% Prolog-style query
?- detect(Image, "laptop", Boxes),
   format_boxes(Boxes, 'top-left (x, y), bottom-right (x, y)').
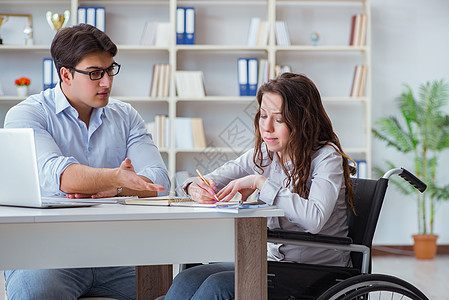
top-left (0, 128), bottom-right (121, 208)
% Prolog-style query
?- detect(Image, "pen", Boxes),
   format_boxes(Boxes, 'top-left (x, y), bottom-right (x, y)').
top-left (195, 169), bottom-right (220, 202)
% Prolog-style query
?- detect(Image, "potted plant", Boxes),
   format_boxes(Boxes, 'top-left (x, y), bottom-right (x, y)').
top-left (372, 79), bottom-right (449, 259)
top-left (15, 76), bottom-right (31, 98)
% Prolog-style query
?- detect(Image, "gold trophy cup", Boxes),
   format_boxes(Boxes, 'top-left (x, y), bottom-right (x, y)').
top-left (46, 10), bottom-right (70, 31)
top-left (0, 16), bottom-right (9, 44)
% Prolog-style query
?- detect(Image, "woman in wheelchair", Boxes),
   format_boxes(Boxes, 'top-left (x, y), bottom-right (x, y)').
top-left (165, 72), bottom-right (357, 300)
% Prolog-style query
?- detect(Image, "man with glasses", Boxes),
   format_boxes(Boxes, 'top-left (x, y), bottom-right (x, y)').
top-left (3, 24), bottom-right (170, 300)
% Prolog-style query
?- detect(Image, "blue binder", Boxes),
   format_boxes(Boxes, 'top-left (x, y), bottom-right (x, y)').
top-left (176, 7), bottom-right (185, 44)
top-left (42, 58), bottom-right (55, 91)
top-left (184, 7), bottom-right (195, 44)
top-left (247, 58), bottom-right (258, 96)
top-left (238, 58), bottom-right (248, 96)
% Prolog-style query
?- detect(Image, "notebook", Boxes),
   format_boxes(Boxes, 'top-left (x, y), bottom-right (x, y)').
top-left (0, 128), bottom-right (125, 208)
top-left (122, 195), bottom-right (274, 213)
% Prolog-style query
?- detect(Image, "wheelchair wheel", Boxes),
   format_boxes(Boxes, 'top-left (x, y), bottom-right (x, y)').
top-left (316, 274), bottom-right (429, 300)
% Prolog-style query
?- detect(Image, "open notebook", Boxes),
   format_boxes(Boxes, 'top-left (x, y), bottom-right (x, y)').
top-left (121, 195), bottom-right (273, 212)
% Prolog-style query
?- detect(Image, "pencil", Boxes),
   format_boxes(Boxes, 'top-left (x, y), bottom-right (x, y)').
top-left (195, 169), bottom-right (220, 202)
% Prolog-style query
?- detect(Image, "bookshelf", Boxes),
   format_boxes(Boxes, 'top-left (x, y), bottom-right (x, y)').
top-left (0, 0), bottom-right (371, 191)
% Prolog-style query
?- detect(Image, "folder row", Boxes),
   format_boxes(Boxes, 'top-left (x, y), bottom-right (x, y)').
top-left (176, 7), bottom-right (195, 45)
top-left (238, 58), bottom-right (270, 97)
top-left (78, 6), bottom-right (106, 32)
top-left (238, 58), bottom-right (257, 96)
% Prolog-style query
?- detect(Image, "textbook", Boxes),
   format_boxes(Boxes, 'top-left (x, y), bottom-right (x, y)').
top-left (122, 196), bottom-right (273, 212)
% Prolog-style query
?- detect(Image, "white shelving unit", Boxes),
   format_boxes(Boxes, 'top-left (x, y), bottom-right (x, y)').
top-left (0, 0), bottom-right (371, 191)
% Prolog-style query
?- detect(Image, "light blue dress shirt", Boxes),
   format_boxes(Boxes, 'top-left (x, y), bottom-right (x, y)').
top-left (4, 83), bottom-right (170, 197)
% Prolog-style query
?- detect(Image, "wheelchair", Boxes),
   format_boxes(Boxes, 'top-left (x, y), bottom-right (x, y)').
top-left (267, 167), bottom-right (428, 300)
top-left (175, 168), bottom-right (429, 300)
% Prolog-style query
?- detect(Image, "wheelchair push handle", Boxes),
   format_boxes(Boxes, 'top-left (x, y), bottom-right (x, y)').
top-left (382, 168), bottom-right (427, 193)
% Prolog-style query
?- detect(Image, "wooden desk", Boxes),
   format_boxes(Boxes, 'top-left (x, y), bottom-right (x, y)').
top-left (0, 204), bottom-right (283, 299)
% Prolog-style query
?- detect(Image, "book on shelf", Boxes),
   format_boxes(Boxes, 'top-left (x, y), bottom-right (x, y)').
top-left (174, 117), bottom-right (193, 148)
top-left (78, 6), bottom-right (105, 32)
top-left (122, 196), bottom-right (273, 213)
top-left (257, 59), bottom-right (269, 92)
top-left (141, 21), bottom-right (158, 45)
top-left (247, 18), bottom-right (269, 46)
top-left (349, 14), bottom-right (367, 46)
top-left (141, 21), bottom-right (172, 46)
top-left (148, 114), bottom-right (167, 148)
top-left (157, 64), bottom-right (166, 97)
top-left (359, 14), bottom-right (367, 47)
top-left (175, 71), bottom-right (206, 98)
top-left (275, 21), bottom-right (291, 46)
top-left (149, 64), bottom-right (170, 98)
top-left (150, 64), bottom-right (160, 97)
top-left (358, 65), bottom-right (368, 97)
top-left (255, 21), bottom-right (269, 46)
top-left (155, 22), bottom-right (171, 46)
top-left (247, 17), bottom-right (260, 46)
top-left (162, 64), bottom-right (170, 98)
top-left (274, 64), bottom-right (292, 78)
top-left (350, 65), bottom-right (367, 97)
top-left (191, 117), bottom-right (207, 149)
top-left (176, 7), bottom-right (195, 45)
top-left (174, 117), bottom-right (206, 149)
top-left (146, 117), bottom-right (206, 149)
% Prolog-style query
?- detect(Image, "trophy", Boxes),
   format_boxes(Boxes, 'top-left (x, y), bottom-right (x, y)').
top-left (46, 10), bottom-right (70, 31)
top-left (0, 16), bottom-right (8, 44)
top-left (24, 24), bottom-right (34, 46)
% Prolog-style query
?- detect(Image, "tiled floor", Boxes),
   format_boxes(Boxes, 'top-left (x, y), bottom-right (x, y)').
top-left (1, 255), bottom-right (447, 299)
top-left (371, 255), bottom-right (449, 299)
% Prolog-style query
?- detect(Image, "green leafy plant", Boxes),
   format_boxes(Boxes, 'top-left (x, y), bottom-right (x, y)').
top-left (372, 79), bottom-right (449, 235)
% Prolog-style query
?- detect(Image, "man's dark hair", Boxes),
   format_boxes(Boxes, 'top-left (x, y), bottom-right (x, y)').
top-left (50, 23), bottom-right (118, 81)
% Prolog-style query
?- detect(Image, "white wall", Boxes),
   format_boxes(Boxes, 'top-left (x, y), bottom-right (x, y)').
top-left (371, 0), bottom-right (449, 245)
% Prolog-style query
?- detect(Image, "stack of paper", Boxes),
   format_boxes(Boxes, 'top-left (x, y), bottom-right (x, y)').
top-left (247, 18), bottom-right (269, 46)
top-left (175, 71), bottom-right (206, 98)
top-left (275, 21), bottom-right (291, 46)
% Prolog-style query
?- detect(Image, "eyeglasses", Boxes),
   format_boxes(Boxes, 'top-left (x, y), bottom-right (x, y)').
top-left (68, 62), bottom-right (121, 81)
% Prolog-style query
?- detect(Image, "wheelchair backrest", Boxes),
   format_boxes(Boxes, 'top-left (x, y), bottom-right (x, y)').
top-left (347, 177), bottom-right (389, 272)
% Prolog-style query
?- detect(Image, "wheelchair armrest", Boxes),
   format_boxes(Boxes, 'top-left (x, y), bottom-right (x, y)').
top-left (267, 229), bottom-right (353, 245)
top-left (267, 229), bottom-right (371, 274)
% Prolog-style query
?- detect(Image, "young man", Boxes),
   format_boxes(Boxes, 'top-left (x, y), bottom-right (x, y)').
top-left (3, 24), bottom-right (170, 300)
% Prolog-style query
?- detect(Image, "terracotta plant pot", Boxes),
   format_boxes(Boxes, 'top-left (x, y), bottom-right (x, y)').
top-left (412, 234), bottom-right (439, 260)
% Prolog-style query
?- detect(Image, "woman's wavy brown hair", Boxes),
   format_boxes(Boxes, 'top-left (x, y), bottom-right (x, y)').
top-left (253, 73), bottom-right (355, 212)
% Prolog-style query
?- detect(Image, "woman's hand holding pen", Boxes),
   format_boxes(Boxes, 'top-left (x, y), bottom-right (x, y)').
top-left (217, 175), bottom-right (267, 202)
top-left (187, 177), bottom-right (219, 204)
